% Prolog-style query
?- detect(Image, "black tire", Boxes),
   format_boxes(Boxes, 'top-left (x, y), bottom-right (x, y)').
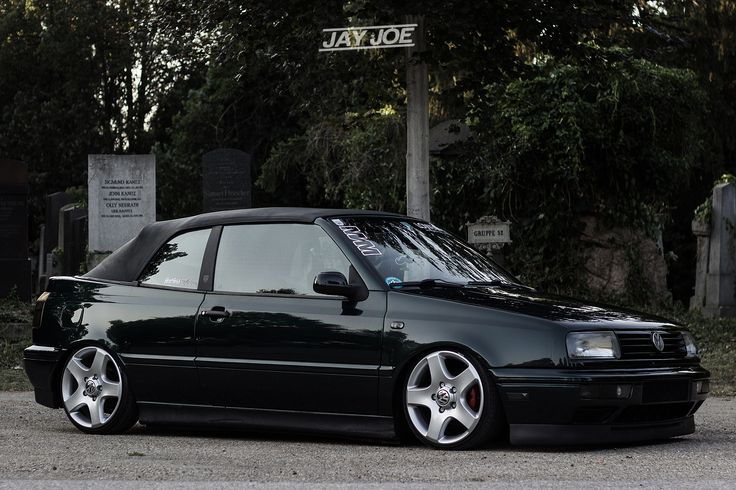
top-left (401, 349), bottom-right (504, 450)
top-left (59, 344), bottom-right (138, 434)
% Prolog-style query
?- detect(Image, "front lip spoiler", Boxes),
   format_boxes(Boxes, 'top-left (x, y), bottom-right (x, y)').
top-left (492, 365), bottom-right (708, 445)
top-left (510, 416), bottom-right (695, 446)
top-left (490, 366), bottom-right (710, 384)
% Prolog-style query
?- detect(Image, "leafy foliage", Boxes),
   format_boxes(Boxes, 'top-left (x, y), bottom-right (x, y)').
top-left (456, 50), bottom-right (707, 292)
top-left (2, 0), bottom-right (735, 307)
top-left (259, 109), bottom-right (406, 211)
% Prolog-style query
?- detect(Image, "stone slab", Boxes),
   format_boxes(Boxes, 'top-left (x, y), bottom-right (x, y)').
top-left (0, 159), bottom-right (29, 260)
top-left (202, 149), bottom-right (252, 212)
top-left (43, 192), bottom-right (73, 255)
top-left (60, 207), bottom-right (87, 275)
top-left (705, 183), bottom-right (736, 310)
top-left (0, 191), bottom-right (28, 258)
top-left (88, 154), bottom-right (156, 252)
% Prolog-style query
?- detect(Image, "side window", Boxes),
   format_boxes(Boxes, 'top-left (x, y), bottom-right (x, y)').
top-left (139, 228), bottom-right (210, 289)
top-left (214, 224), bottom-right (352, 295)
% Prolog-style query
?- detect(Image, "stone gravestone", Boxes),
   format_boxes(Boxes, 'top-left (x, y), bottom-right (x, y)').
top-left (58, 204), bottom-right (88, 275)
top-left (37, 224), bottom-right (45, 293)
top-left (38, 191), bottom-right (73, 288)
top-left (690, 220), bottom-right (710, 311)
top-left (581, 216), bottom-right (670, 302)
top-left (691, 183), bottom-right (736, 316)
top-left (44, 192), bottom-right (73, 258)
top-left (202, 149), bottom-right (252, 212)
top-left (0, 159), bottom-right (31, 300)
top-left (88, 155), bottom-right (156, 267)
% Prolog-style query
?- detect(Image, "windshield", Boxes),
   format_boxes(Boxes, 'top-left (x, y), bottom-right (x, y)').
top-left (329, 217), bottom-right (519, 287)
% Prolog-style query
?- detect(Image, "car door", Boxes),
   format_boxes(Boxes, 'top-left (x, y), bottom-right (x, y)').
top-left (116, 227), bottom-right (211, 405)
top-left (195, 222), bottom-right (386, 415)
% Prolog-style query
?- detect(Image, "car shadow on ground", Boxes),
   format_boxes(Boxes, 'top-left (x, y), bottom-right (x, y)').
top-left (510, 437), bottom-right (687, 453)
top-left (117, 422), bottom-right (691, 453)
top-left (128, 422), bottom-right (399, 448)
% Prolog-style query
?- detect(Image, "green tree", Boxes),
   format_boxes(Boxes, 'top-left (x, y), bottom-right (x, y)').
top-left (452, 49), bottom-right (707, 295)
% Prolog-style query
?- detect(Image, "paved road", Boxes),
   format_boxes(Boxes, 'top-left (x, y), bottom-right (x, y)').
top-left (0, 392), bottom-right (734, 489)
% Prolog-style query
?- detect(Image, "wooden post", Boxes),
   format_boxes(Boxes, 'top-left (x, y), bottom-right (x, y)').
top-left (405, 15), bottom-right (430, 221)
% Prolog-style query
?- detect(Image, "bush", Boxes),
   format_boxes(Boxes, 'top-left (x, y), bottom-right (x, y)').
top-left (449, 48), bottom-right (708, 299)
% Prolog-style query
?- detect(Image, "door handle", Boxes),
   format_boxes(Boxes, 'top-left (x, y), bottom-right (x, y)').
top-left (200, 307), bottom-right (231, 322)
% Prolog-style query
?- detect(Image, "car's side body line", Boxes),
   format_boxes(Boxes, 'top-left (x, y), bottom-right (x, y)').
top-left (119, 353), bottom-right (196, 364)
top-left (137, 401), bottom-right (396, 440)
top-left (195, 356), bottom-right (380, 376)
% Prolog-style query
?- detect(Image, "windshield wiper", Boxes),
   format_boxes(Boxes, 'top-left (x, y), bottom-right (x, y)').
top-left (465, 280), bottom-right (535, 291)
top-left (389, 279), bottom-right (465, 290)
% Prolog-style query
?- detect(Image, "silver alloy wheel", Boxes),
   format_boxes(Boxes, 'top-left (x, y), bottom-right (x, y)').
top-left (61, 346), bottom-right (123, 429)
top-left (406, 350), bottom-right (484, 445)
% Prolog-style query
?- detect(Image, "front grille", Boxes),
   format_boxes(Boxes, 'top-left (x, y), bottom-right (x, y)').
top-left (616, 330), bottom-right (686, 359)
top-left (615, 402), bottom-right (693, 424)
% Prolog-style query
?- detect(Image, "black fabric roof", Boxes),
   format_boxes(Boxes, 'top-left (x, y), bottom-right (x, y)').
top-left (84, 207), bottom-right (406, 282)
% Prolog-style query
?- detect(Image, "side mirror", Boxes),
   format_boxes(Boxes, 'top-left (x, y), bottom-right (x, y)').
top-left (313, 271), bottom-right (367, 301)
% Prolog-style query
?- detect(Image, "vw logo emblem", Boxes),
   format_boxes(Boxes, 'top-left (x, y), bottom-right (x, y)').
top-left (651, 332), bottom-right (665, 352)
top-left (84, 379), bottom-right (97, 396)
top-left (436, 388), bottom-right (451, 407)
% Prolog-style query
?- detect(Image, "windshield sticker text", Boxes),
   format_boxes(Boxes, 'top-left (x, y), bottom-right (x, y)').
top-left (338, 225), bottom-right (382, 256)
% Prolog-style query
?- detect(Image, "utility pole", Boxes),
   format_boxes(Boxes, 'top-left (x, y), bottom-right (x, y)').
top-left (405, 15), bottom-right (430, 221)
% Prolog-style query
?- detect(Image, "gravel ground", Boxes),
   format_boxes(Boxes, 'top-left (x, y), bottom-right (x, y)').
top-left (0, 392), bottom-right (734, 488)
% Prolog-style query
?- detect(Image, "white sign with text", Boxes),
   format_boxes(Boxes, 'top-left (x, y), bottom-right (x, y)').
top-left (468, 221), bottom-right (511, 244)
top-left (319, 24), bottom-right (417, 52)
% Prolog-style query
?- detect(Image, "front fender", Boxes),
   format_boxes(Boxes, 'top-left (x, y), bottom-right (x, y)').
top-left (379, 291), bottom-right (567, 416)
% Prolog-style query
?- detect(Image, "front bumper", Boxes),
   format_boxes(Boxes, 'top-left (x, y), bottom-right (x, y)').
top-left (492, 365), bottom-right (710, 445)
top-left (23, 345), bottom-right (65, 408)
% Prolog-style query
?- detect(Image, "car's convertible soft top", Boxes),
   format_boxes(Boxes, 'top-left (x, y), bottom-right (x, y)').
top-left (84, 207), bottom-right (404, 283)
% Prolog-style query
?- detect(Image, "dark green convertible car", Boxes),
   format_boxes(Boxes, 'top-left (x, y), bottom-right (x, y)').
top-left (24, 208), bottom-right (709, 449)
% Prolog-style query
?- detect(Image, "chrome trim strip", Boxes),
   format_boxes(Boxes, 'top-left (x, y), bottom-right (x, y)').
top-left (120, 353), bottom-right (385, 372)
top-left (195, 357), bottom-right (379, 371)
top-left (119, 353), bottom-right (196, 362)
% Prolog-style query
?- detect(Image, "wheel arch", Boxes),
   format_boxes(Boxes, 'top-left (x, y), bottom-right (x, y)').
top-left (54, 339), bottom-right (130, 403)
top-left (389, 341), bottom-right (503, 440)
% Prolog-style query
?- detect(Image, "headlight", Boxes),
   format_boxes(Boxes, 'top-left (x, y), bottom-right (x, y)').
top-left (681, 331), bottom-right (698, 357)
top-left (566, 331), bottom-right (620, 359)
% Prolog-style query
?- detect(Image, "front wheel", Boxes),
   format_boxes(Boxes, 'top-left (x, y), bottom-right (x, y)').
top-left (403, 349), bottom-right (503, 449)
top-left (60, 345), bottom-right (138, 434)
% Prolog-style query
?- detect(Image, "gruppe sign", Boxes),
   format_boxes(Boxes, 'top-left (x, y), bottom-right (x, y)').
top-left (320, 24), bottom-right (417, 52)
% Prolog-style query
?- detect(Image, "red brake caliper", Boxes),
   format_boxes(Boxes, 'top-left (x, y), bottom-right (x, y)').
top-left (466, 384), bottom-right (480, 411)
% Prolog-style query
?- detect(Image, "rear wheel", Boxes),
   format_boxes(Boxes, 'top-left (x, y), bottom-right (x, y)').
top-left (60, 345), bottom-right (138, 434)
top-left (403, 349), bottom-right (503, 449)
